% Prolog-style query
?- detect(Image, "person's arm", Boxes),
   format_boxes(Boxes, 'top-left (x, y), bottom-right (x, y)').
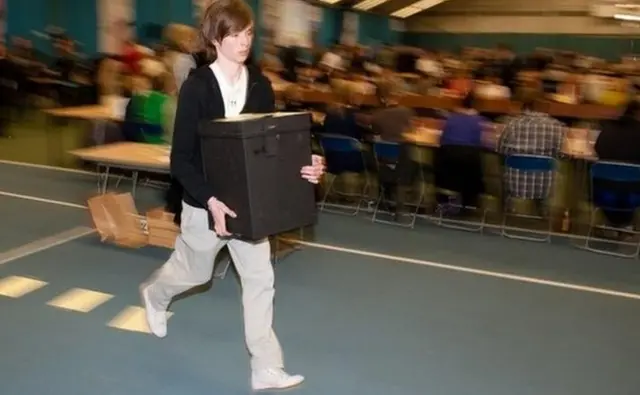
top-left (551, 120), bottom-right (567, 157)
top-left (497, 120), bottom-right (514, 154)
top-left (169, 77), bottom-right (216, 207)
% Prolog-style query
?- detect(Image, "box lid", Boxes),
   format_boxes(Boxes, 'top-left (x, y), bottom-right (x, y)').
top-left (199, 112), bottom-right (311, 139)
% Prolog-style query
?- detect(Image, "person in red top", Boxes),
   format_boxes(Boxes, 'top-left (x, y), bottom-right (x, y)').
top-left (447, 68), bottom-right (473, 97)
top-left (121, 39), bottom-right (143, 74)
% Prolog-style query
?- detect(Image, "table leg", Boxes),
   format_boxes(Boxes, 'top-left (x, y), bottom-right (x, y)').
top-left (99, 165), bottom-right (110, 194)
top-left (131, 171), bottom-right (139, 198)
top-left (45, 113), bottom-right (58, 166)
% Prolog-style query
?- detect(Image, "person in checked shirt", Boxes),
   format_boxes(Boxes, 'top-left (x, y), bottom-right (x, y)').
top-left (497, 88), bottom-right (566, 201)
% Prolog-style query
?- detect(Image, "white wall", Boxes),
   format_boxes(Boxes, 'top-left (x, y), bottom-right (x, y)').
top-left (98, 0), bottom-right (134, 54)
top-left (408, 0), bottom-right (640, 35)
top-left (263, 0), bottom-right (320, 47)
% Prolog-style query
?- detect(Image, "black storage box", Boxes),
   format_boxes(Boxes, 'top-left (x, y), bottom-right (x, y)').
top-left (199, 112), bottom-right (317, 240)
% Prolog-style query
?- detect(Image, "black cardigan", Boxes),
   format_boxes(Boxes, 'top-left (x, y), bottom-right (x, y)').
top-left (170, 65), bottom-right (276, 216)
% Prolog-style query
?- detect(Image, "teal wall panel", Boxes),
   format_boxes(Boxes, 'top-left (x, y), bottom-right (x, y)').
top-left (246, 0), bottom-right (261, 59)
top-left (59, 0), bottom-right (98, 54)
top-left (357, 13), bottom-right (390, 47)
top-left (6, 0), bottom-right (97, 55)
top-left (6, 0), bottom-right (51, 53)
top-left (168, 0), bottom-right (195, 26)
top-left (319, 7), bottom-right (342, 48)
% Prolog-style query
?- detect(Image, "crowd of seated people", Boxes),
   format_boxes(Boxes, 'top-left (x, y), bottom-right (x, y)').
top-left (0, 24), bottom-right (203, 141)
top-left (263, 42), bottom-right (640, 234)
top-left (0, 35), bottom-right (97, 137)
top-left (4, 29), bottom-right (640, 235)
top-left (268, 43), bottom-right (637, 112)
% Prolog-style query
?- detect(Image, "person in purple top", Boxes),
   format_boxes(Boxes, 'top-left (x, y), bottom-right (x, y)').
top-left (435, 93), bottom-right (487, 210)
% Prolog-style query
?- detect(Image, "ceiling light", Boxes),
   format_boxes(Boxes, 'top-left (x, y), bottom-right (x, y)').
top-left (391, 0), bottom-right (446, 18)
top-left (353, 0), bottom-right (388, 11)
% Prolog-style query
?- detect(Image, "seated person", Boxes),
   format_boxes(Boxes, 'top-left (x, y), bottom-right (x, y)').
top-left (124, 75), bottom-right (169, 143)
top-left (435, 94), bottom-right (487, 209)
top-left (599, 75), bottom-right (629, 107)
top-left (446, 68), bottom-right (473, 98)
top-left (316, 47), bottom-right (345, 86)
top-left (416, 50), bottom-right (444, 79)
top-left (594, 100), bottom-right (640, 228)
top-left (581, 72), bottom-right (607, 104)
top-left (370, 82), bottom-right (415, 143)
top-left (370, 83), bottom-right (419, 213)
top-left (555, 73), bottom-right (581, 104)
top-left (280, 46), bottom-right (302, 83)
top-left (498, 88), bottom-right (565, 201)
top-left (322, 83), bottom-right (364, 141)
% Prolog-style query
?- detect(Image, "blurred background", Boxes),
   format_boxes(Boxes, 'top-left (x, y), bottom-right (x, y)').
top-left (2, 0), bottom-right (640, 253)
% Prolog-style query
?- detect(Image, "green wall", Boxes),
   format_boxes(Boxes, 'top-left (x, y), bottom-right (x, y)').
top-left (403, 32), bottom-right (640, 60)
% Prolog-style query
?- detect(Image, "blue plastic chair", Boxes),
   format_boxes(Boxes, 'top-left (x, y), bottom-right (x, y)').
top-left (317, 134), bottom-right (370, 215)
top-left (373, 140), bottom-right (401, 165)
top-left (501, 154), bottom-right (556, 242)
top-left (580, 161), bottom-right (640, 257)
top-left (371, 141), bottom-right (424, 228)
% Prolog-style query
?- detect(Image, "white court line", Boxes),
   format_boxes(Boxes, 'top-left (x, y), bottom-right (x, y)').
top-left (0, 190), bottom-right (87, 209)
top-left (0, 189), bottom-right (615, 243)
top-left (0, 159), bottom-right (629, 242)
top-left (0, 226), bottom-right (96, 265)
top-left (0, 159), bottom-right (137, 182)
top-left (280, 237), bottom-right (640, 301)
top-left (1, 190), bottom-right (639, 301)
top-left (0, 159), bottom-right (163, 189)
top-left (0, 159), bottom-right (95, 175)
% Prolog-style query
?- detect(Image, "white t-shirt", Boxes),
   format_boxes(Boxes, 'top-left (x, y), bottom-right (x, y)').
top-left (209, 61), bottom-right (248, 117)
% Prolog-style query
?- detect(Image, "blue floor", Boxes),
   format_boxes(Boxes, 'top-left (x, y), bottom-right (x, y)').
top-left (0, 161), bottom-right (639, 395)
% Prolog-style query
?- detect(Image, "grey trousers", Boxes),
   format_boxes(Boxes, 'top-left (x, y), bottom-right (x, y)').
top-left (145, 201), bottom-right (284, 371)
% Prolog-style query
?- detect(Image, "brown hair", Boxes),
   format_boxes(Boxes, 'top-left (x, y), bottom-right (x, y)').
top-left (516, 87), bottom-right (542, 111)
top-left (198, 0), bottom-right (254, 61)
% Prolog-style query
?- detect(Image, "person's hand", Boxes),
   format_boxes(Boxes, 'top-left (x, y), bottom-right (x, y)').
top-left (301, 155), bottom-right (325, 184)
top-left (207, 197), bottom-right (237, 237)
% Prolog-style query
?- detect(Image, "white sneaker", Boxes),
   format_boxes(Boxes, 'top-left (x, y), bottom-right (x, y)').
top-left (139, 283), bottom-right (167, 338)
top-left (251, 368), bottom-right (304, 391)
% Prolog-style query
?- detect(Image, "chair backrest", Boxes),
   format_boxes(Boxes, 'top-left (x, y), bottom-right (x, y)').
top-left (591, 161), bottom-right (640, 183)
top-left (504, 154), bottom-right (555, 173)
top-left (373, 140), bottom-right (401, 164)
top-left (590, 161), bottom-right (640, 210)
top-left (318, 133), bottom-right (361, 153)
top-left (317, 133), bottom-right (365, 174)
top-left (503, 154), bottom-right (556, 199)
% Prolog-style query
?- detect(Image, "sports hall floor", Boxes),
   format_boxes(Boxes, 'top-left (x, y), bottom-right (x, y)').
top-left (0, 159), bottom-right (639, 395)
